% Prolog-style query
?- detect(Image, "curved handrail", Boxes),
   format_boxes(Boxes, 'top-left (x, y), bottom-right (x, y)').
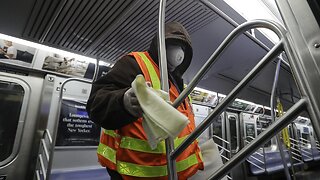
top-left (46, 78), bottom-right (94, 180)
top-left (172, 19), bottom-right (286, 109)
top-left (172, 21), bottom-right (286, 161)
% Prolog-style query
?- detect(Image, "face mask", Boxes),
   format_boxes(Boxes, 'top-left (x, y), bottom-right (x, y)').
top-left (166, 44), bottom-right (184, 72)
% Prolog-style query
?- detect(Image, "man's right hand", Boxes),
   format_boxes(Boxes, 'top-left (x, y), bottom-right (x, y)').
top-left (123, 88), bottom-right (143, 118)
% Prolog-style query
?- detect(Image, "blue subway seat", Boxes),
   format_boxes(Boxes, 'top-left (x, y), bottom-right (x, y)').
top-left (247, 151), bottom-right (291, 175)
top-left (51, 167), bottom-right (110, 180)
top-left (311, 147), bottom-right (320, 161)
top-left (301, 148), bottom-right (313, 162)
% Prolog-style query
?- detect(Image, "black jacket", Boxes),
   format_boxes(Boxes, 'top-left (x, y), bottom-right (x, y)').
top-left (86, 22), bottom-right (193, 130)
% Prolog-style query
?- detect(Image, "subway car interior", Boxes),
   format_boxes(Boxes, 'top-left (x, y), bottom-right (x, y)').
top-left (0, 0), bottom-right (320, 179)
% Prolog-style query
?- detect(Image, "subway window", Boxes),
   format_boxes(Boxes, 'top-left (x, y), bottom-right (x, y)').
top-left (0, 81), bottom-right (24, 162)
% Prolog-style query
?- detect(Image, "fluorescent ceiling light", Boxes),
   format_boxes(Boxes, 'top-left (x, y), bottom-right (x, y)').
top-left (0, 33), bottom-right (97, 64)
top-left (223, 0), bottom-right (282, 43)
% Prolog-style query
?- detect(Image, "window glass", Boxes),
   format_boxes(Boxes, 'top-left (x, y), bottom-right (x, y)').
top-left (212, 115), bottom-right (223, 148)
top-left (245, 123), bottom-right (255, 140)
top-left (228, 116), bottom-right (238, 150)
top-left (0, 81), bottom-right (24, 161)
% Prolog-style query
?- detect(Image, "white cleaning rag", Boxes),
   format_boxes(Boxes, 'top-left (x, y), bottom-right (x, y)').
top-left (190, 139), bottom-right (227, 180)
top-left (131, 75), bottom-right (189, 149)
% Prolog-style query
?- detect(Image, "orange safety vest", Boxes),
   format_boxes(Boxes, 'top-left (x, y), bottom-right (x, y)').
top-left (97, 52), bottom-right (203, 179)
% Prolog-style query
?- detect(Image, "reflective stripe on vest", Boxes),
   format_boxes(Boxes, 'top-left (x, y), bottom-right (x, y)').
top-left (104, 129), bottom-right (119, 138)
top-left (115, 52), bottom-right (202, 177)
top-left (120, 135), bottom-right (189, 154)
top-left (97, 129), bottom-right (119, 165)
top-left (117, 153), bottom-right (199, 177)
top-left (137, 52), bottom-right (161, 90)
top-left (97, 143), bottom-right (116, 164)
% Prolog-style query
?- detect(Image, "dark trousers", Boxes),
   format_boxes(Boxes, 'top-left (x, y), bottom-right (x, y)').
top-left (107, 168), bottom-right (123, 180)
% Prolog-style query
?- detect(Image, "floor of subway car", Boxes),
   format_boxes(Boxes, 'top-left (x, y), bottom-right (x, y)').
top-left (246, 165), bottom-right (320, 180)
top-left (254, 163), bottom-right (320, 180)
top-left (294, 164), bottom-right (320, 180)
top-left (51, 167), bottom-right (110, 180)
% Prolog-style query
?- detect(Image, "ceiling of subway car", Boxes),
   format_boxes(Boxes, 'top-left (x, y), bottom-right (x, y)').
top-left (0, 0), bottom-right (301, 109)
top-left (1, 0), bottom-right (218, 62)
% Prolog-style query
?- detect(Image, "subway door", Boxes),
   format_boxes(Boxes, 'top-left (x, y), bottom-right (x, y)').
top-left (192, 104), bottom-right (212, 145)
top-left (225, 111), bottom-right (245, 180)
top-left (0, 72), bottom-right (43, 180)
top-left (225, 112), bottom-right (240, 156)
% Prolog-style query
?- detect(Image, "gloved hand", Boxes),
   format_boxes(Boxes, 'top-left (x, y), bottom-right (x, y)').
top-left (123, 88), bottom-right (143, 117)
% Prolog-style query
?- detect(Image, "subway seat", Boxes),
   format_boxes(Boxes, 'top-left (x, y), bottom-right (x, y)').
top-left (247, 151), bottom-right (291, 175)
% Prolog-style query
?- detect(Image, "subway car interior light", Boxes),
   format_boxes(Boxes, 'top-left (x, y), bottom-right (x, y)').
top-left (0, 0), bottom-right (320, 180)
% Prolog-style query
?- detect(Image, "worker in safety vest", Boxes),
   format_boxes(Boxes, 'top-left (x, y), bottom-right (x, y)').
top-left (87, 22), bottom-right (204, 180)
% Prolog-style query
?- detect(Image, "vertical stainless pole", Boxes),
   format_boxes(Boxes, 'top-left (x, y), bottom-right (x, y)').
top-left (270, 59), bottom-right (291, 180)
top-left (158, 0), bottom-right (177, 179)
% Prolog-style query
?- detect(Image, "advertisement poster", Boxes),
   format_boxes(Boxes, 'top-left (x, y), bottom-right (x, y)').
top-left (42, 53), bottom-right (94, 78)
top-left (190, 89), bottom-right (217, 106)
top-left (245, 123), bottom-right (256, 139)
top-left (56, 99), bottom-right (100, 146)
top-left (0, 39), bottom-right (35, 66)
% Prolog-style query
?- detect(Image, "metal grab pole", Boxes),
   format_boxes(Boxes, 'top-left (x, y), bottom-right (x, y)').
top-left (157, 0), bottom-right (177, 179)
top-left (172, 19), bottom-right (286, 109)
top-left (209, 99), bottom-right (307, 180)
top-left (270, 59), bottom-right (291, 180)
top-left (171, 41), bottom-right (284, 159)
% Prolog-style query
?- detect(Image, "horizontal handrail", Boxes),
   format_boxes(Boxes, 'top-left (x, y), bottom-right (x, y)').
top-left (291, 156), bottom-right (303, 162)
top-left (220, 154), bottom-right (230, 161)
top-left (39, 154), bottom-right (46, 179)
top-left (300, 149), bottom-right (313, 156)
top-left (44, 129), bottom-right (52, 145)
top-left (300, 138), bottom-right (311, 143)
top-left (252, 151), bottom-right (264, 157)
top-left (41, 139), bottom-right (49, 161)
top-left (299, 141), bottom-right (311, 147)
top-left (246, 136), bottom-right (256, 141)
top-left (248, 155), bottom-right (265, 164)
top-left (246, 159), bottom-right (265, 171)
top-left (216, 144), bottom-right (231, 153)
top-left (291, 151), bottom-right (302, 158)
top-left (290, 147), bottom-right (302, 154)
top-left (35, 170), bottom-right (41, 180)
top-left (213, 135), bottom-right (230, 144)
top-left (289, 138), bottom-right (300, 143)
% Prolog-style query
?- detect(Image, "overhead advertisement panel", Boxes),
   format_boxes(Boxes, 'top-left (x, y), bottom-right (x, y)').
top-left (0, 38), bottom-right (35, 66)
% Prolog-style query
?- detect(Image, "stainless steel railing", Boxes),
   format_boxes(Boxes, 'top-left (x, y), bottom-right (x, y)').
top-left (157, 1), bottom-right (310, 178)
top-left (35, 129), bottom-right (53, 180)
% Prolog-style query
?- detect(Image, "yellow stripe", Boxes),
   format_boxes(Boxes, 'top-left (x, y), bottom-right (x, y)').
top-left (117, 154), bottom-right (199, 177)
top-left (103, 129), bottom-right (118, 138)
top-left (120, 136), bottom-right (188, 154)
top-left (97, 143), bottom-right (116, 163)
top-left (137, 52), bottom-right (161, 90)
top-left (277, 99), bottom-right (291, 148)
